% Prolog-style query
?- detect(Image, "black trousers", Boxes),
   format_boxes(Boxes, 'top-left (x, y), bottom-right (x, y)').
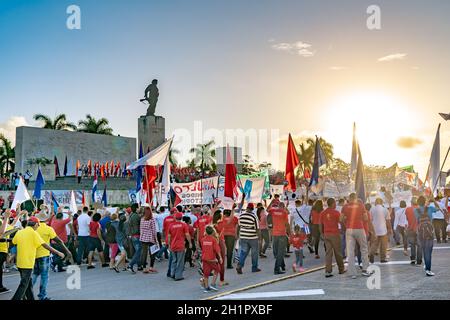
top-left (224, 235), bottom-right (236, 268)
top-left (0, 252), bottom-right (7, 288)
top-left (12, 268), bottom-right (34, 300)
top-left (273, 235), bottom-right (287, 272)
top-left (311, 224), bottom-right (321, 255)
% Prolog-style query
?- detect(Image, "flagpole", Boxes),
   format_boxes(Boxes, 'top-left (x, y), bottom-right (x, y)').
top-left (432, 145), bottom-right (450, 194)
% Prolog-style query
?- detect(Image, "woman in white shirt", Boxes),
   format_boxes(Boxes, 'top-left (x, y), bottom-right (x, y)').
top-left (394, 201), bottom-right (408, 255)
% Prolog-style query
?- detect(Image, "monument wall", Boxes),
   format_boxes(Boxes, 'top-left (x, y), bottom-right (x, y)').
top-left (15, 126), bottom-right (137, 181)
top-left (138, 115), bottom-right (165, 152)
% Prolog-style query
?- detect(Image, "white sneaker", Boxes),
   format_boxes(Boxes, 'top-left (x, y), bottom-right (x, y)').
top-left (425, 270), bottom-right (435, 277)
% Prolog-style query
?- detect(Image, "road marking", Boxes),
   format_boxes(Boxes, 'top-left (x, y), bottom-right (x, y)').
top-left (215, 289), bottom-right (325, 300)
top-left (392, 246), bottom-right (450, 251)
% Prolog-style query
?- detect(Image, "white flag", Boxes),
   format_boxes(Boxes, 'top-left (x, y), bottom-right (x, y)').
top-left (10, 178), bottom-right (31, 210)
top-left (428, 124), bottom-right (441, 195)
top-left (161, 155), bottom-right (171, 191)
top-left (70, 190), bottom-right (78, 213)
top-left (127, 137), bottom-right (173, 170)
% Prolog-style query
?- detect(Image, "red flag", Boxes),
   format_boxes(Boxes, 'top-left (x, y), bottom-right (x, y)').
top-left (285, 133), bottom-right (299, 192)
top-left (224, 145), bottom-right (238, 199)
top-left (303, 167), bottom-right (311, 179)
top-left (81, 191), bottom-right (86, 206)
top-left (110, 161), bottom-right (115, 175)
top-left (75, 160), bottom-right (80, 177)
top-left (143, 165), bottom-right (158, 203)
top-left (87, 160), bottom-right (92, 176)
top-left (100, 165), bottom-right (106, 181)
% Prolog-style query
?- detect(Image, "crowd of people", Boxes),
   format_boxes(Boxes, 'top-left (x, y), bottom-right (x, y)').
top-left (0, 188), bottom-right (449, 300)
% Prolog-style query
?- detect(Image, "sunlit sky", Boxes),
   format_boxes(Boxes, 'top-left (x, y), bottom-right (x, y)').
top-left (0, 0), bottom-right (449, 178)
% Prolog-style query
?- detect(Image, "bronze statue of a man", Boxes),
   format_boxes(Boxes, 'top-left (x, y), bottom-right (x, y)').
top-left (140, 79), bottom-right (159, 116)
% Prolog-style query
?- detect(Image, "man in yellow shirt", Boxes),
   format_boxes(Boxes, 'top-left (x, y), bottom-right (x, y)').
top-left (32, 211), bottom-right (70, 300)
top-left (11, 216), bottom-right (65, 300)
top-left (0, 209), bottom-right (24, 294)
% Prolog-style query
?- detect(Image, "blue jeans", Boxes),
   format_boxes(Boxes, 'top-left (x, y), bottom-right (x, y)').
top-left (32, 256), bottom-right (50, 300)
top-left (340, 231), bottom-right (346, 258)
top-left (129, 237), bottom-right (142, 268)
top-left (166, 251), bottom-right (173, 277)
top-left (77, 236), bottom-right (89, 264)
top-left (239, 238), bottom-right (259, 272)
top-left (420, 238), bottom-right (433, 271)
top-left (294, 248), bottom-right (304, 267)
top-left (170, 250), bottom-right (186, 280)
top-left (273, 236), bottom-right (287, 272)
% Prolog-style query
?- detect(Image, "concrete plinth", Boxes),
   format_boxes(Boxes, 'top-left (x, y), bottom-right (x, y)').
top-left (138, 115), bottom-right (165, 152)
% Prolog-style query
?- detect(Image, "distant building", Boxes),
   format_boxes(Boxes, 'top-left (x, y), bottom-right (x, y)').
top-left (215, 146), bottom-right (243, 175)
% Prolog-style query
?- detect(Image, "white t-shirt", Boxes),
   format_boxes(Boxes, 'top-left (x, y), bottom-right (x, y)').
top-left (370, 205), bottom-right (390, 236)
top-left (289, 205), bottom-right (311, 229)
top-left (77, 213), bottom-right (91, 236)
top-left (393, 208), bottom-right (407, 229)
top-left (430, 202), bottom-right (445, 220)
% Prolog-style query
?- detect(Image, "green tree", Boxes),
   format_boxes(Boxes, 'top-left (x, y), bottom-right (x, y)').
top-left (77, 114), bottom-right (113, 135)
top-left (189, 140), bottom-right (216, 175)
top-left (0, 134), bottom-right (15, 175)
top-left (33, 113), bottom-right (77, 131)
top-left (169, 148), bottom-right (180, 166)
top-left (242, 154), bottom-right (257, 175)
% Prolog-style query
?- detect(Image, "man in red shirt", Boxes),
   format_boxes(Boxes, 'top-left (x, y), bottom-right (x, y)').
top-left (193, 211), bottom-right (213, 250)
top-left (201, 225), bottom-right (222, 292)
top-left (168, 212), bottom-right (192, 281)
top-left (405, 197), bottom-right (421, 264)
top-left (164, 207), bottom-right (178, 277)
top-left (268, 199), bottom-right (290, 275)
top-left (340, 193), bottom-right (371, 278)
top-left (320, 198), bottom-right (345, 277)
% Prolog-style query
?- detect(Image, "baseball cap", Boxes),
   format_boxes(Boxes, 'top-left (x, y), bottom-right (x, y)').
top-left (174, 212), bottom-right (183, 220)
top-left (28, 216), bottom-right (40, 224)
top-left (247, 203), bottom-right (255, 210)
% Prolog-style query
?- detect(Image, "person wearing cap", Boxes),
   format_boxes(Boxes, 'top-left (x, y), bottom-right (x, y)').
top-left (32, 211), bottom-right (71, 300)
top-left (236, 195), bottom-right (261, 274)
top-left (163, 207), bottom-right (178, 277)
top-left (167, 212), bottom-right (192, 281)
top-left (267, 199), bottom-right (290, 275)
top-left (126, 203), bottom-right (142, 273)
top-left (11, 217), bottom-right (65, 300)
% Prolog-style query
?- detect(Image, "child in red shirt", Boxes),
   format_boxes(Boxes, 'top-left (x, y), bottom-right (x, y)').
top-left (200, 225), bottom-right (222, 292)
top-left (289, 225), bottom-right (307, 272)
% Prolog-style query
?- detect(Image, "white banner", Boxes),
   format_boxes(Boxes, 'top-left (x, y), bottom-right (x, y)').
top-left (235, 177), bottom-right (266, 204)
top-left (172, 176), bottom-right (219, 205)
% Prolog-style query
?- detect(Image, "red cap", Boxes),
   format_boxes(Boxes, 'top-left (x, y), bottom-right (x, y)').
top-left (10, 210), bottom-right (17, 218)
top-left (170, 207), bottom-right (179, 214)
top-left (174, 212), bottom-right (183, 220)
top-left (247, 203), bottom-right (255, 210)
top-left (126, 207), bottom-right (132, 214)
top-left (28, 216), bottom-right (40, 224)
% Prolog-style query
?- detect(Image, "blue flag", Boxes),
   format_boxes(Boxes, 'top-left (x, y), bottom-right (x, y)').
top-left (63, 155), bottom-right (68, 176)
top-left (33, 168), bottom-right (45, 199)
top-left (309, 137), bottom-right (327, 187)
top-left (51, 193), bottom-right (59, 212)
top-left (92, 175), bottom-right (98, 202)
top-left (102, 185), bottom-right (108, 206)
top-left (136, 141), bottom-right (144, 192)
top-left (243, 180), bottom-right (253, 201)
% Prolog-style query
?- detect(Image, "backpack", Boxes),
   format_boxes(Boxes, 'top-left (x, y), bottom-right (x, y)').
top-left (418, 207), bottom-right (434, 240)
top-left (105, 221), bottom-right (116, 244)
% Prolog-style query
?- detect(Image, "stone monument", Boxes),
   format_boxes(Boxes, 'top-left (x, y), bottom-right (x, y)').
top-left (138, 79), bottom-right (165, 152)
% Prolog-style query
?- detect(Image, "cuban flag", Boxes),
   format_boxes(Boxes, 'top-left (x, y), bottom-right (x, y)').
top-left (92, 174), bottom-right (98, 203)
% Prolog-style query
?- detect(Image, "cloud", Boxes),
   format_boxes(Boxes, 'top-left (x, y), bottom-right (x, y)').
top-left (396, 136), bottom-right (423, 149)
top-left (378, 53), bottom-right (407, 62)
top-left (329, 66), bottom-right (347, 71)
top-left (271, 41), bottom-right (315, 57)
top-left (0, 116), bottom-right (29, 145)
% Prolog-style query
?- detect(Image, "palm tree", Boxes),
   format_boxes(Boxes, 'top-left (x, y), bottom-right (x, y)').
top-left (169, 148), bottom-right (180, 166)
top-left (0, 134), bottom-right (15, 175)
top-left (77, 114), bottom-right (113, 135)
top-left (189, 140), bottom-right (216, 174)
top-left (298, 142), bottom-right (314, 172)
top-left (33, 113), bottom-right (77, 131)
